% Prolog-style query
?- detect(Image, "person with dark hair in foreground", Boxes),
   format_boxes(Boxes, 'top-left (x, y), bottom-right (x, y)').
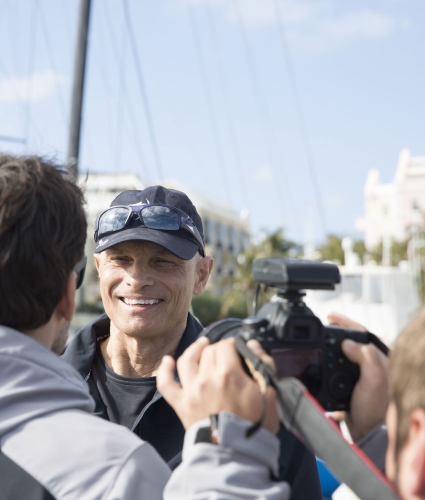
top-left (0, 154), bottom-right (289, 500)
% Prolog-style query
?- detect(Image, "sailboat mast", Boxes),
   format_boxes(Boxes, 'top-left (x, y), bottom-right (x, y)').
top-left (68, 0), bottom-right (92, 179)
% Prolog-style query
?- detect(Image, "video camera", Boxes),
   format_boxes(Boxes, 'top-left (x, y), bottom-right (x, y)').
top-left (205, 258), bottom-right (388, 411)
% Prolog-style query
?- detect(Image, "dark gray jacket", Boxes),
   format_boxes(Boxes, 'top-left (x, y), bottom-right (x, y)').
top-left (63, 313), bottom-right (322, 499)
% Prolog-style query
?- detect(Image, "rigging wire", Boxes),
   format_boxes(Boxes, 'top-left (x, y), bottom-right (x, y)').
top-left (0, 56), bottom-right (42, 137)
top-left (2, 0), bottom-right (33, 146)
top-left (37, 0), bottom-right (69, 126)
top-left (204, 3), bottom-right (250, 211)
top-left (122, 0), bottom-right (164, 181)
top-left (272, 0), bottom-right (328, 235)
top-left (101, 0), bottom-right (148, 179)
top-left (188, 1), bottom-right (231, 202)
top-left (0, 135), bottom-right (26, 144)
top-left (60, 0), bottom-right (74, 54)
top-left (232, 0), bottom-right (297, 235)
top-left (114, 15), bottom-right (128, 171)
top-left (24, 0), bottom-right (38, 149)
top-left (96, 2), bottom-right (119, 165)
top-left (5, 0), bottom-right (21, 76)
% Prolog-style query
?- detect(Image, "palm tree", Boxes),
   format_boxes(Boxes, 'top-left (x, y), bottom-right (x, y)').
top-left (220, 229), bottom-right (301, 318)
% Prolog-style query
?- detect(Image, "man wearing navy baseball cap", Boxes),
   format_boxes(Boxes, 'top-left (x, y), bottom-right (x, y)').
top-left (63, 185), bottom-right (322, 498)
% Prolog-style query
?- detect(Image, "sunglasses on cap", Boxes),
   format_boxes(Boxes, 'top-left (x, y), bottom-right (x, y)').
top-left (74, 255), bottom-right (87, 289)
top-left (94, 203), bottom-right (205, 256)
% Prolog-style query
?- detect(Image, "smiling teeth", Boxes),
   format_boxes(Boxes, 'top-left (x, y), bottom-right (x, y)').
top-left (123, 298), bottom-right (160, 305)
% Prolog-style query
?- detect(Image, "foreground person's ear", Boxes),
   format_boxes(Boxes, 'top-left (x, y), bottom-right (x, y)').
top-left (397, 408), bottom-right (425, 498)
top-left (56, 271), bottom-right (77, 322)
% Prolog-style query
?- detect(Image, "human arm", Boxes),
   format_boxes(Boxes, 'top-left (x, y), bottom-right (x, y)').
top-left (163, 413), bottom-right (289, 500)
top-left (105, 443), bottom-right (171, 500)
top-left (157, 337), bottom-right (290, 500)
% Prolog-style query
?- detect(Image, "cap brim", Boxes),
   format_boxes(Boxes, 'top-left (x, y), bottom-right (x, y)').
top-left (94, 227), bottom-right (200, 260)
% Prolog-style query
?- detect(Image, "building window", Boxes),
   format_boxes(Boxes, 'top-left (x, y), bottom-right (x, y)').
top-left (412, 199), bottom-right (420, 211)
top-left (229, 227), bottom-right (236, 254)
top-left (382, 205), bottom-right (388, 216)
top-left (220, 224), bottom-right (228, 249)
top-left (216, 222), bottom-right (222, 248)
top-left (205, 218), bottom-right (215, 246)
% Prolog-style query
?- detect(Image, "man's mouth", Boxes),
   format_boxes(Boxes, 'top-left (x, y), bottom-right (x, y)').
top-left (121, 298), bottom-right (162, 306)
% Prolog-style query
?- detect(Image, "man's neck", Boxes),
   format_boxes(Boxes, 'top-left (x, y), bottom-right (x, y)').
top-left (100, 322), bottom-right (186, 377)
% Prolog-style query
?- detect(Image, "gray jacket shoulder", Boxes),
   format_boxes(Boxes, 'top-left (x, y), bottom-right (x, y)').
top-left (2, 409), bottom-right (171, 500)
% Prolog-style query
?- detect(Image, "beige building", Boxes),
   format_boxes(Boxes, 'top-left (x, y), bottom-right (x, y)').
top-left (78, 173), bottom-right (250, 306)
top-left (357, 149), bottom-right (425, 249)
top-left (162, 181), bottom-right (250, 292)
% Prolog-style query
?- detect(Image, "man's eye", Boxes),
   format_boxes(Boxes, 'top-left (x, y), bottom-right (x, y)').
top-left (156, 258), bottom-right (175, 265)
top-left (112, 256), bottom-right (130, 263)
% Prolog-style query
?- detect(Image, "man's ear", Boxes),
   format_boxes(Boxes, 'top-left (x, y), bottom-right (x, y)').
top-left (94, 253), bottom-right (101, 273)
top-left (398, 408), bottom-right (425, 497)
top-left (193, 256), bottom-right (214, 295)
top-left (56, 271), bottom-right (77, 322)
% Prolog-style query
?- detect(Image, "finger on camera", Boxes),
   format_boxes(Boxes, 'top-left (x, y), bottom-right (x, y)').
top-left (327, 312), bottom-right (367, 332)
top-left (342, 339), bottom-right (387, 371)
top-left (206, 338), bottom-right (240, 378)
top-left (263, 387), bottom-right (280, 434)
top-left (157, 355), bottom-right (181, 403)
top-left (176, 336), bottom-right (210, 385)
top-left (246, 339), bottom-right (276, 371)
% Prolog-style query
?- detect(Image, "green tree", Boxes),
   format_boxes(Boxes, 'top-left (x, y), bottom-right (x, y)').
top-left (370, 241), bottom-right (383, 264)
top-left (391, 239), bottom-right (408, 265)
top-left (192, 292), bottom-right (223, 327)
top-left (353, 240), bottom-right (367, 264)
top-left (369, 239), bottom-right (408, 265)
top-left (316, 234), bottom-right (344, 264)
top-left (220, 228), bottom-right (301, 318)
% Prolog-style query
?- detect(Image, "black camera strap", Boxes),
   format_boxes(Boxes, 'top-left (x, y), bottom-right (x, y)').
top-left (234, 337), bottom-right (400, 500)
top-left (367, 332), bottom-right (390, 356)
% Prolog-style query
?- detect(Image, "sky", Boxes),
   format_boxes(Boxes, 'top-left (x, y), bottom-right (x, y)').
top-left (0, 0), bottom-right (424, 246)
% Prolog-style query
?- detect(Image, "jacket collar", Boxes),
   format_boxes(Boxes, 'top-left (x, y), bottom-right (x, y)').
top-left (62, 312), bottom-right (204, 379)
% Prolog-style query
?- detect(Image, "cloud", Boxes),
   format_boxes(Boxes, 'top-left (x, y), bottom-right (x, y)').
top-left (252, 165), bottom-right (275, 182)
top-left (180, 0), bottom-right (325, 26)
top-left (291, 9), bottom-right (407, 52)
top-left (180, 0), bottom-right (408, 52)
top-left (0, 70), bottom-right (67, 104)
top-left (226, 0), bottom-right (327, 28)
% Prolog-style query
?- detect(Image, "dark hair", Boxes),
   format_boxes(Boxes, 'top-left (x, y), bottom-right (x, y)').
top-left (0, 155), bottom-right (87, 330)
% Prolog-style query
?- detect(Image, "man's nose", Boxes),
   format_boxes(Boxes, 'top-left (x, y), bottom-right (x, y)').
top-left (125, 265), bottom-right (155, 287)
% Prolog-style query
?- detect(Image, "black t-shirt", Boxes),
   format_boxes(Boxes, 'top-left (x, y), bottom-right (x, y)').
top-left (92, 340), bottom-right (157, 430)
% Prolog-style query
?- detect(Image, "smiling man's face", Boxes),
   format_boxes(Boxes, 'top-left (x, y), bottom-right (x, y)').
top-left (95, 241), bottom-right (210, 341)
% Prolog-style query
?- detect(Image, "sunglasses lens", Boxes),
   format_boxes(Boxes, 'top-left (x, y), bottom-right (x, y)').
top-left (98, 207), bottom-right (129, 236)
top-left (141, 206), bottom-right (179, 230)
top-left (76, 267), bottom-right (85, 289)
top-left (73, 256), bottom-right (87, 289)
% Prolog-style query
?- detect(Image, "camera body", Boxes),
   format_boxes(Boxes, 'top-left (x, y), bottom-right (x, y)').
top-left (206, 258), bottom-right (371, 411)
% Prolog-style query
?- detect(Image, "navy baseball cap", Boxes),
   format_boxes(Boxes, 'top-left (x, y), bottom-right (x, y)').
top-left (94, 185), bottom-right (205, 260)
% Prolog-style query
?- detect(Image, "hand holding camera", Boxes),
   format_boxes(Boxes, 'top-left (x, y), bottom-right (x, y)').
top-left (157, 337), bottom-right (280, 434)
top-left (328, 312), bottom-right (390, 442)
